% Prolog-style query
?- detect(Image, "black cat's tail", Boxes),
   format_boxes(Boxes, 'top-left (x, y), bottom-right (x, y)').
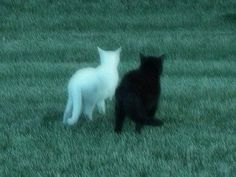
top-left (141, 118), bottom-right (163, 126)
top-left (131, 110), bottom-right (164, 126)
top-left (122, 94), bottom-right (164, 128)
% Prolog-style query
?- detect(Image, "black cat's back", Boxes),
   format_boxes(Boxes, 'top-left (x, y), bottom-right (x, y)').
top-left (115, 69), bottom-right (159, 107)
top-left (115, 54), bottom-right (165, 133)
top-left (116, 69), bottom-right (144, 97)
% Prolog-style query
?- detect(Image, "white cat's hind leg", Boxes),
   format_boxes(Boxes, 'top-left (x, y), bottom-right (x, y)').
top-left (66, 87), bottom-right (82, 125)
top-left (83, 101), bottom-right (95, 121)
top-left (97, 100), bottom-right (105, 114)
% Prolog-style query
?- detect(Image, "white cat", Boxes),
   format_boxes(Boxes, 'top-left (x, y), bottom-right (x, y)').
top-left (63, 47), bottom-right (121, 125)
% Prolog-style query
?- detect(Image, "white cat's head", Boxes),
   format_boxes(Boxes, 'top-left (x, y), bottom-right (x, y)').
top-left (97, 47), bottom-right (121, 67)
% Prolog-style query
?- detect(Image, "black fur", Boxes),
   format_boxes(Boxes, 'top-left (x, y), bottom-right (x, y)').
top-left (114, 53), bottom-right (165, 133)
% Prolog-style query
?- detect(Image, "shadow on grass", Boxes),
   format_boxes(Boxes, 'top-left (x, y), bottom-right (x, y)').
top-left (222, 13), bottom-right (236, 23)
top-left (41, 110), bottom-right (87, 131)
top-left (0, 132), bottom-right (11, 151)
top-left (43, 111), bottom-right (62, 122)
top-left (41, 111), bottom-right (63, 129)
top-left (159, 116), bottom-right (185, 128)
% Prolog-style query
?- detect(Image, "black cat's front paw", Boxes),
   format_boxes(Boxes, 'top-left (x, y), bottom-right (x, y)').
top-left (155, 119), bottom-right (164, 126)
top-left (146, 118), bottom-right (164, 126)
top-left (114, 127), bottom-right (122, 134)
top-left (135, 123), bottom-right (143, 134)
top-left (135, 129), bottom-right (142, 134)
top-left (135, 128), bottom-right (142, 134)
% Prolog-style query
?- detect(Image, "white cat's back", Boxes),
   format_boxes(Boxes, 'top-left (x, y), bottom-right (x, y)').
top-left (96, 65), bottom-right (119, 99)
top-left (68, 67), bottom-right (98, 91)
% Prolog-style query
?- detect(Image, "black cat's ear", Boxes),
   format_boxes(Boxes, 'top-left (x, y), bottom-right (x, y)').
top-left (159, 54), bottom-right (166, 62)
top-left (140, 53), bottom-right (146, 64)
top-left (140, 53), bottom-right (145, 59)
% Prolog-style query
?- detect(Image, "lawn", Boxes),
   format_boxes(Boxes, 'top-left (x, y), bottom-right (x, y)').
top-left (0, 0), bottom-right (236, 176)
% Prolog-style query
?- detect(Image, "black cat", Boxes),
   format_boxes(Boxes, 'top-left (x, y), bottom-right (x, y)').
top-left (114, 53), bottom-right (165, 133)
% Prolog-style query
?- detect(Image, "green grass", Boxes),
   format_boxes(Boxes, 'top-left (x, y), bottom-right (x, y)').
top-left (1, 0), bottom-right (236, 176)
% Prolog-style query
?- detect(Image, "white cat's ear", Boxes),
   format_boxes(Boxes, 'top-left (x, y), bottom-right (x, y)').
top-left (97, 47), bottom-right (104, 54)
top-left (116, 47), bottom-right (122, 53)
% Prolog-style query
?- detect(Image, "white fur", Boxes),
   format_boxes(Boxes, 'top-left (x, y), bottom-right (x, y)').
top-left (63, 47), bottom-right (121, 125)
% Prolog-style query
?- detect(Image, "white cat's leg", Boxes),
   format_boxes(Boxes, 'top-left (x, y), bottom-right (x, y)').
top-left (83, 101), bottom-right (95, 121)
top-left (63, 94), bottom-right (73, 124)
top-left (66, 88), bottom-right (82, 125)
top-left (97, 100), bottom-right (105, 114)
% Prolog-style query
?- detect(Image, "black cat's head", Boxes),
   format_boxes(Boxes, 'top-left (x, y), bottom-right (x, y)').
top-left (139, 53), bottom-right (165, 75)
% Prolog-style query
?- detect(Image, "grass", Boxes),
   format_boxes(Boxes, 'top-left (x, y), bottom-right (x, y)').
top-left (0, 0), bottom-right (236, 176)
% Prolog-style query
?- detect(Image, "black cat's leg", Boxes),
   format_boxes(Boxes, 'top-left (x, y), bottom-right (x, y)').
top-left (144, 118), bottom-right (164, 126)
top-left (125, 97), bottom-right (146, 133)
top-left (114, 100), bottom-right (125, 133)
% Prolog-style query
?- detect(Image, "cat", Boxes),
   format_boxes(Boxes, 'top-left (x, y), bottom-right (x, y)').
top-left (114, 53), bottom-right (165, 133)
top-left (63, 47), bottom-right (121, 125)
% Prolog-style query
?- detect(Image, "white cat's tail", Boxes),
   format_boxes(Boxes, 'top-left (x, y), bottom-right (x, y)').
top-left (63, 86), bottom-right (82, 125)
